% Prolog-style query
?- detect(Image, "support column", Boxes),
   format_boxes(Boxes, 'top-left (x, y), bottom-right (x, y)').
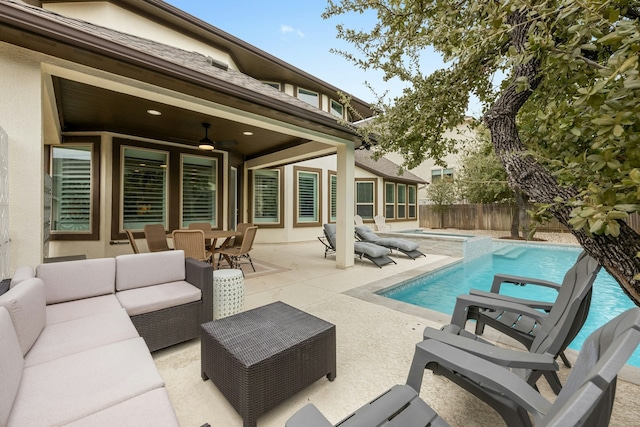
top-left (0, 46), bottom-right (44, 272)
top-left (335, 143), bottom-right (355, 269)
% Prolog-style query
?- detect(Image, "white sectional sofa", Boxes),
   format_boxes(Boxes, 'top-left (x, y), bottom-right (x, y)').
top-left (0, 250), bottom-right (213, 427)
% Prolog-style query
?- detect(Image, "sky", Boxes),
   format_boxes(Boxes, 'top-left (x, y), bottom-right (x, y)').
top-left (163, 0), bottom-right (447, 106)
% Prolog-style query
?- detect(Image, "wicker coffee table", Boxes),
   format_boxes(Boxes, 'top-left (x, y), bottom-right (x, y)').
top-left (201, 301), bottom-right (336, 427)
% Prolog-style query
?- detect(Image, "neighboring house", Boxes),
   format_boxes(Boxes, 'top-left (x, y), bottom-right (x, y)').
top-left (0, 0), bottom-right (381, 271)
top-left (383, 119), bottom-right (477, 204)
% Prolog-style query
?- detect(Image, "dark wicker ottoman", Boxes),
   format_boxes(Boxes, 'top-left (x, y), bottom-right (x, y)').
top-left (201, 301), bottom-right (336, 427)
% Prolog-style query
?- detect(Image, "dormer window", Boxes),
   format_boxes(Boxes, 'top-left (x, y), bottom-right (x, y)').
top-left (297, 88), bottom-right (319, 108)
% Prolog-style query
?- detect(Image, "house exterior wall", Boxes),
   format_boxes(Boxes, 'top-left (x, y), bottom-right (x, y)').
top-left (383, 121), bottom-right (476, 203)
top-left (0, 43), bottom-right (45, 272)
top-left (43, 2), bottom-right (239, 71)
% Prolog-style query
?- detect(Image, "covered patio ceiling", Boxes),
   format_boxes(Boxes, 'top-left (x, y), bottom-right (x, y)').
top-left (54, 77), bottom-right (310, 160)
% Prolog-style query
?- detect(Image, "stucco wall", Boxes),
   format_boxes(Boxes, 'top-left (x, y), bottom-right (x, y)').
top-left (0, 43), bottom-right (45, 272)
top-left (44, 2), bottom-right (239, 71)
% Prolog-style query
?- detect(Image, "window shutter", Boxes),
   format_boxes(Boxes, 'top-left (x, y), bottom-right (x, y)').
top-left (183, 157), bottom-right (216, 226)
top-left (52, 148), bottom-right (91, 231)
top-left (254, 170), bottom-right (279, 223)
top-left (123, 151), bottom-right (167, 229)
top-left (297, 172), bottom-right (318, 222)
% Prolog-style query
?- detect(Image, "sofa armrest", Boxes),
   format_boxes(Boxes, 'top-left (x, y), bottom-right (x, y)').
top-left (185, 258), bottom-right (213, 323)
top-left (10, 266), bottom-right (35, 288)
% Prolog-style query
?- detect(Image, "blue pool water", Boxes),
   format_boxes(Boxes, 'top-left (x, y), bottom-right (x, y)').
top-left (381, 244), bottom-right (640, 367)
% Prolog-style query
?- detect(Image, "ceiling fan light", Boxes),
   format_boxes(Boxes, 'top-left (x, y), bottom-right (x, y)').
top-left (199, 122), bottom-right (215, 150)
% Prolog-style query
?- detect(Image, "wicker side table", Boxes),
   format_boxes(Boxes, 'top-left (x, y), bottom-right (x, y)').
top-left (213, 269), bottom-right (244, 319)
top-left (201, 301), bottom-right (336, 427)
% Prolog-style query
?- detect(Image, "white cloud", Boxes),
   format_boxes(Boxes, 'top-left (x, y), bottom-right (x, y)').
top-left (280, 24), bottom-right (304, 38)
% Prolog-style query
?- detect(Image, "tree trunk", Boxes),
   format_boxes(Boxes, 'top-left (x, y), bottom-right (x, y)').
top-left (483, 11), bottom-right (640, 305)
top-left (510, 202), bottom-right (520, 239)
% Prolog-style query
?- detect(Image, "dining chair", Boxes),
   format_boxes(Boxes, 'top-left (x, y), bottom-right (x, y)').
top-left (124, 229), bottom-right (140, 254)
top-left (216, 226), bottom-right (258, 274)
top-left (188, 222), bottom-right (214, 249)
top-left (143, 224), bottom-right (171, 252)
top-left (172, 229), bottom-right (212, 262)
top-left (227, 222), bottom-right (254, 251)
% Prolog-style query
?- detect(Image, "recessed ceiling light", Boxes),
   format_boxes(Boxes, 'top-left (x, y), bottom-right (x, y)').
top-left (147, 109), bottom-right (162, 116)
top-left (243, 131), bottom-right (253, 136)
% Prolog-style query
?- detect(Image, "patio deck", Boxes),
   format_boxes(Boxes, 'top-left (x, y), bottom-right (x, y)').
top-left (152, 240), bottom-right (640, 427)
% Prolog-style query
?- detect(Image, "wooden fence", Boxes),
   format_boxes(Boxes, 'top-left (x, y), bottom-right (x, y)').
top-left (419, 203), bottom-right (640, 233)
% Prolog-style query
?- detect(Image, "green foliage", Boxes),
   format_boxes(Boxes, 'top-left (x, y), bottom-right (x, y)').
top-left (324, 0), bottom-right (640, 237)
top-left (426, 178), bottom-right (458, 210)
top-left (456, 133), bottom-right (513, 203)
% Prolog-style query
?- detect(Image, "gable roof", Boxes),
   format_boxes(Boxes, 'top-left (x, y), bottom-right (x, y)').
top-left (0, 0), bottom-right (364, 155)
top-left (355, 150), bottom-right (426, 184)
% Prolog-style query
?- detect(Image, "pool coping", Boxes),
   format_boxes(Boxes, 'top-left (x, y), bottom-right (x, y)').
top-left (343, 248), bottom-right (640, 386)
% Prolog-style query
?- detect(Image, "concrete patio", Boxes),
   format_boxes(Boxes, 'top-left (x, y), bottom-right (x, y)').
top-left (152, 240), bottom-right (640, 426)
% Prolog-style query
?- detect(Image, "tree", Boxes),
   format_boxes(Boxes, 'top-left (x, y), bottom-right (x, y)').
top-left (324, 0), bottom-right (640, 305)
top-left (425, 178), bottom-right (458, 228)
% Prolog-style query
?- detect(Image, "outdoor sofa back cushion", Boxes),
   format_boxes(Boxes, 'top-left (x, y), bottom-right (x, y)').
top-left (0, 278), bottom-right (46, 355)
top-left (36, 258), bottom-right (116, 304)
top-left (9, 266), bottom-right (35, 288)
top-left (0, 307), bottom-right (24, 427)
top-left (115, 250), bottom-right (186, 291)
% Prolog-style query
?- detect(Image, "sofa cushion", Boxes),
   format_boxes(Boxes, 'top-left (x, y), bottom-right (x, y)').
top-left (36, 258), bottom-right (116, 304)
top-left (63, 388), bottom-right (179, 427)
top-left (0, 307), bottom-right (23, 427)
top-left (9, 266), bottom-right (34, 288)
top-left (116, 250), bottom-right (186, 291)
top-left (24, 308), bottom-right (139, 367)
top-left (116, 281), bottom-right (201, 316)
top-left (0, 278), bottom-right (46, 355)
top-left (45, 294), bottom-right (123, 325)
top-left (7, 337), bottom-right (165, 427)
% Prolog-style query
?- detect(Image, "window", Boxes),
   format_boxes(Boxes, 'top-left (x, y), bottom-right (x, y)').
top-left (294, 167), bottom-right (321, 226)
top-left (264, 81), bottom-right (281, 90)
top-left (355, 180), bottom-right (375, 219)
top-left (408, 185), bottom-right (417, 219)
top-left (397, 184), bottom-right (406, 219)
top-left (182, 155), bottom-right (217, 227)
top-left (329, 173), bottom-right (337, 222)
top-left (253, 169), bottom-right (281, 225)
top-left (51, 144), bottom-right (97, 238)
top-left (330, 100), bottom-right (344, 118)
top-left (122, 147), bottom-right (168, 230)
top-left (385, 182), bottom-right (396, 219)
top-left (298, 88), bottom-right (319, 107)
top-left (432, 168), bottom-right (454, 181)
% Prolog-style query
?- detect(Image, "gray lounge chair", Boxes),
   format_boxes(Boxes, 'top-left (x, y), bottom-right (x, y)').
top-left (355, 225), bottom-right (425, 259)
top-left (322, 224), bottom-right (396, 268)
top-left (429, 251), bottom-right (600, 394)
top-left (467, 251), bottom-right (596, 369)
top-left (285, 307), bottom-right (640, 427)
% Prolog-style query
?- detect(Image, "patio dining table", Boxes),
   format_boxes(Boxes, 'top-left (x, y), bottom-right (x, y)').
top-left (169, 230), bottom-right (240, 269)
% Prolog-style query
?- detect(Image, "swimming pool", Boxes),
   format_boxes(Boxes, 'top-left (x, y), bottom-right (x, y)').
top-left (380, 244), bottom-right (640, 367)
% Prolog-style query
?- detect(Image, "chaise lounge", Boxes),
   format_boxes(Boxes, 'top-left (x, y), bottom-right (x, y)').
top-left (322, 224), bottom-right (396, 268)
top-left (355, 225), bottom-right (425, 259)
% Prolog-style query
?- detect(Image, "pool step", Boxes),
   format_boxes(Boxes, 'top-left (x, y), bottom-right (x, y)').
top-left (493, 246), bottom-right (527, 259)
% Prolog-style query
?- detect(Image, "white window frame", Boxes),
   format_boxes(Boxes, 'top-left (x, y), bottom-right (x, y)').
top-left (298, 87), bottom-right (319, 107)
top-left (329, 172), bottom-right (337, 223)
top-left (355, 179), bottom-right (375, 220)
top-left (51, 144), bottom-right (94, 234)
top-left (121, 146), bottom-right (169, 231)
top-left (384, 182), bottom-right (396, 220)
top-left (397, 183), bottom-right (407, 219)
top-left (181, 154), bottom-right (218, 228)
top-left (252, 169), bottom-right (281, 225)
top-left (330, 100), bottom-right (344, 118)
top-left (294, 167), bottom-right (321, 226)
